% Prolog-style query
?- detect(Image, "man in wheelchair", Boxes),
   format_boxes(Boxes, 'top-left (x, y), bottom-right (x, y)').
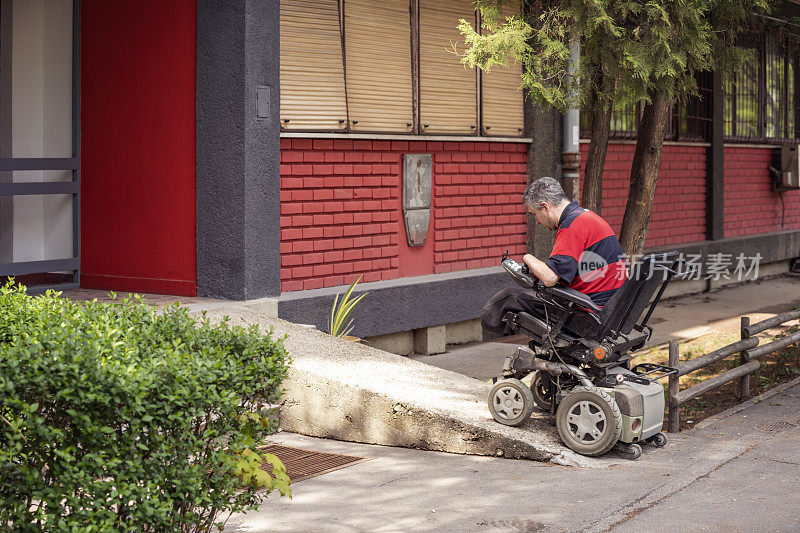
top-left (481, 177), bottom-right (627, 336)
top-left (482, 178), bottom-right (679, 460)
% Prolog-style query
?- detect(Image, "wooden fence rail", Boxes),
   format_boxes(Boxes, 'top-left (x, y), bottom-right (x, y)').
top-left (667, 308), bottom-right (800, 433)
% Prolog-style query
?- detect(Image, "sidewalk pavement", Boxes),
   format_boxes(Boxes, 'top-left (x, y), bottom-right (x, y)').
top-left (227, 377), bottom-right (800, 533)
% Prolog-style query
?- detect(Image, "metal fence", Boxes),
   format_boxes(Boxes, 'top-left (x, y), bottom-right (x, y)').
top-left (667, 308), bottom-right (800, 433)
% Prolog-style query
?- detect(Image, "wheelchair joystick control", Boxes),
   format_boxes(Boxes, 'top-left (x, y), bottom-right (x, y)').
top-left (500, 256), bottom-right (537, 289)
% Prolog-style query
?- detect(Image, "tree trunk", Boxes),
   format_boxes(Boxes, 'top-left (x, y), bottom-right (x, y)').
top-left (618, 91), bottom-right (672, 258)
top-left (581, 72), bottom-right (613, 214)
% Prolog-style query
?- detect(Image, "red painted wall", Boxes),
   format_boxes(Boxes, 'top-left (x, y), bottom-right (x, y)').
top-left (724, 146), bottom-right (800, 237)
top-left (81, 0), bottom-right (197, 296)
top-left (578, 142), bottom-right (707, 248)
top-left (279, 139), bottom-right (528, 292)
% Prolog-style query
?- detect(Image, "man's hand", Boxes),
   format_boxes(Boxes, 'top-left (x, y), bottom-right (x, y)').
top-left (522, 253), bottom-right (560, 287)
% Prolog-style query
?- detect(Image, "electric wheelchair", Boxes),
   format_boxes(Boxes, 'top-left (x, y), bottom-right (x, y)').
top-left (488, 252), bottom-right (680, 459)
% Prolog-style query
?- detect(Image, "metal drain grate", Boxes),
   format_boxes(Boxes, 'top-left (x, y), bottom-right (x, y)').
top-left (757, 421), bottom-right (797, 432)
top-left (258, 444), bottom-right (367, 483)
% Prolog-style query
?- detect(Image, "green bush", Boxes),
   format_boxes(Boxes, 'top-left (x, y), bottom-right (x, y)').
top-left (0, 281), bottom-right (291, 531)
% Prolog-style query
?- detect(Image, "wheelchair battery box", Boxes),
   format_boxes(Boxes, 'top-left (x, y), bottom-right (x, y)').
top-left (601, 366), bottom-right (665, 443)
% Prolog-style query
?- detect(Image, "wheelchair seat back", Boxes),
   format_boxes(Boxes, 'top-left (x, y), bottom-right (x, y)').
top-left (592, 254), bottom-right (676, 342)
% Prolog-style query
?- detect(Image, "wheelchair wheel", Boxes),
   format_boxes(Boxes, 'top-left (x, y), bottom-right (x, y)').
top-left (555, 386), bottom-right (622, 456)
top-left (530, 371), bottom-right (554, 411)
top-left (649, 432), bottom-right (667, 448)
top-left (488, 378), bottom-right (534, 426)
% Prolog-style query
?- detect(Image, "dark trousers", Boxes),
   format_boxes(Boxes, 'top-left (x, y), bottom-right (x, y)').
top-left (481, 286), bottom-right (553, 334)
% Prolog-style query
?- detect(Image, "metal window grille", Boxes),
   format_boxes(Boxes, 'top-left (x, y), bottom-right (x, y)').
top-left (765, 31), bottom-right (786, 138)
top-left (580, 101), bottom-right (641, 139)
top-left (724, 33), bottom-right (761, 140)
top-left (676, 71), bottom-right (713, 141)
top-left (764, 30), bottom-right (798, 141)
top-left (724, 29), bottom-right (799, 144)
top-left (610, 102), bottom-right (639, 138)
top-left (580, 72), bottom-right (712, 142)
top-left (581, 28), bottom-right (800, 145)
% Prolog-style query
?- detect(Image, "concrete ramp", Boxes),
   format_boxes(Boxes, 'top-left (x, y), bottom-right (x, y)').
top-left (200, 307), bottom-right (607, 466)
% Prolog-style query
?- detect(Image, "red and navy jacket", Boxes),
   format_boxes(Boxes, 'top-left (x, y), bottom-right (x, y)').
top-left (544, 201), bottom-right (627, 306)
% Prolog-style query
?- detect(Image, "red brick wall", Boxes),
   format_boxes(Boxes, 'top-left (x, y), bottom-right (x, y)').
top-left (279, 138), bottom-right (528, 292)
top-left (578, 142), bottom-right (707, 247)
top-left (724, 146), bottom-right (800, 237)
top-left (432, 142), bottom-right (527, 274)
top-left (281, 139), bottom-right (800, 293)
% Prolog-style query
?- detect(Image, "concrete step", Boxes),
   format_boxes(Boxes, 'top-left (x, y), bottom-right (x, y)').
top-left (198, 307), bottom-right (616, 467)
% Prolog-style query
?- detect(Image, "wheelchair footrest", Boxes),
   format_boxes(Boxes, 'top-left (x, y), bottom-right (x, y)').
top-left (631, 363), bottom-right (678, 382)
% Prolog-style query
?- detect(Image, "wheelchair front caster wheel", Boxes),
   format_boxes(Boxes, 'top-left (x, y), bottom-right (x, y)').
top-left (619, 443), bottom-right (642, 460)
top-left (649, 432), bottom-right (667, 448)
top-left (530, 371), bottom-right (555, 411)
top-left (488, 378), bottom-right (534, 426)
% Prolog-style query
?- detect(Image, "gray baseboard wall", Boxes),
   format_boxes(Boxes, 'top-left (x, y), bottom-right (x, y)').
top-left (277, 266), bottom-right (507, 339)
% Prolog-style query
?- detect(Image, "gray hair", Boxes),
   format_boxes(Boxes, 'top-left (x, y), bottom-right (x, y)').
top-left (523, 177), bottom-right (568, 209)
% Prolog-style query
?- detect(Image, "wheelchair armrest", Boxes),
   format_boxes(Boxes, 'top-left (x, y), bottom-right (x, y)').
top-left (542, 285), bottom-right (602, 313)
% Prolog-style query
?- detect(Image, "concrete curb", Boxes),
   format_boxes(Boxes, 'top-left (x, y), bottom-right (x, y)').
top-left (195, 306), bottom-right (620, 468)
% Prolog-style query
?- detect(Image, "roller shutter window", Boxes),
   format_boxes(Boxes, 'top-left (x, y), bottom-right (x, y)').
top-left (419, 0), bottom-right (477, 134)
top-left (480, 1), bottom-right (523, 136)
top-left (280, 0), bottom-right (347, 130)
top-left (345, 0), bottom-right (413, 132)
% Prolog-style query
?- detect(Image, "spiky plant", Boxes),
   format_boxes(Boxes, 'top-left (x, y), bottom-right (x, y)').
top-left (328, 275), bottom-right (368, 338)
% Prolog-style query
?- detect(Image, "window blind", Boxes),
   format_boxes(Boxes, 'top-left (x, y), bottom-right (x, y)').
top-left (480, 0), bottom-right (524, 137)
top-left (345, 0), bottom-right (413, 132)
top-left (280, 0), bottom-right (347, 130)
top-left (419, 0), bottom-right (477, 134)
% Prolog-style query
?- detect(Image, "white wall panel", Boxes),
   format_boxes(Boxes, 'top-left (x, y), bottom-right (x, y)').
top-left (9, 0), bottom-right (73, 263)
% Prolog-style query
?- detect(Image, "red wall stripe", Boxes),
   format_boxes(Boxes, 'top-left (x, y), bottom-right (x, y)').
top-left (432, 142), bottom-right (528, 274)
top-left (578, 143), bottom-right (708, 247)
top-left (81, 0), bottom-right (197, 296)
top-left (723, 146), bottom-right (800, 237)
top-left (282, 140), bottom-right (800, 294)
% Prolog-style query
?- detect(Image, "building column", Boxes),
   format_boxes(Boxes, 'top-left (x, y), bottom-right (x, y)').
top-left (196, 0), bottom-right (281, 299)
top-left (524, 100), bottom-right (562, 257)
